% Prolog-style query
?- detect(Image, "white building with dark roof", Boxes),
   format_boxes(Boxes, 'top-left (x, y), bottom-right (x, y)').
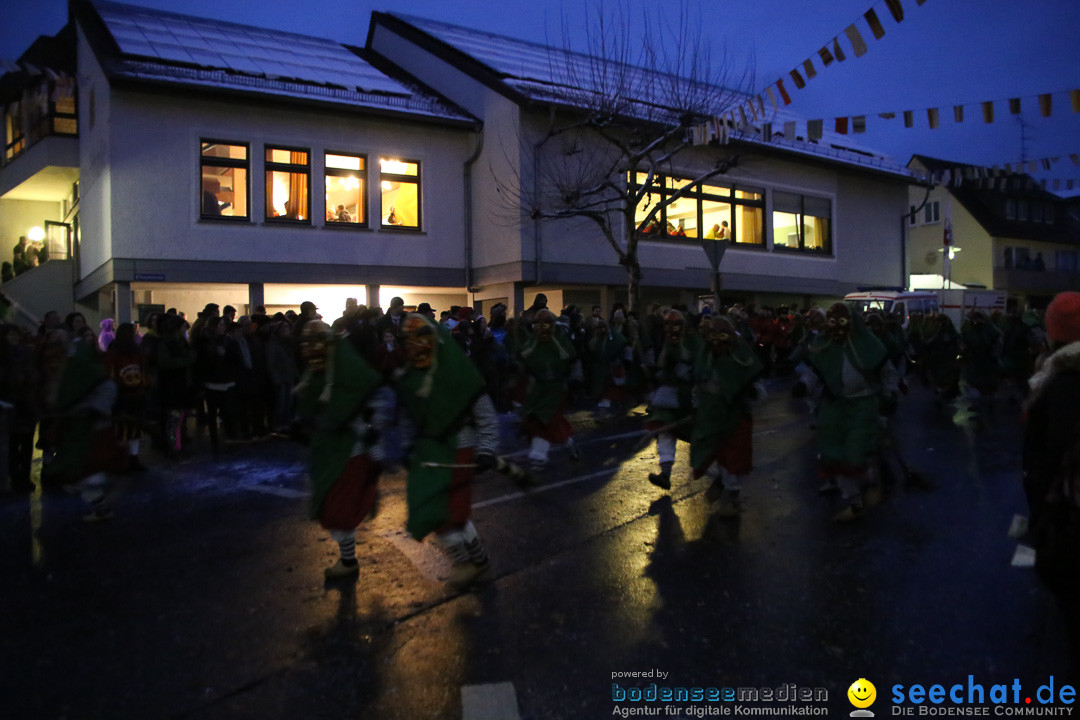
top-left (1, 1), bottom-right (918, 325)
top-left (366, 12), bottom-right (915, 315)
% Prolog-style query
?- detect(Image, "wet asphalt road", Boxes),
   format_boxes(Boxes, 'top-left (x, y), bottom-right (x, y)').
top-left (2, 375), bottom-right (1076, 720)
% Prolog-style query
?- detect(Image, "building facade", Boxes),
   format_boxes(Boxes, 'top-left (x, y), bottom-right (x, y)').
top-left (1, 0), bottom-right (919, 327)
top-left (907, 155), bottom-right (1080, 308)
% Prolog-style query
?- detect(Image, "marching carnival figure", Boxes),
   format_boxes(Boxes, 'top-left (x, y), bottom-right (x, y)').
top-left (799, 303), bottom-right (897, 522)
top-left (294, 321), bottom-right (387, 580)
top-left (690, 315), bottom-right (764, 517)
top-left (44, 331), bottom-right (124, 521)
top-left (516, 308), bottom-right (580, 472)
top-left (394, 313), bottom-right (499, 590)
top-left (645, 309), bottom-right (701, 490)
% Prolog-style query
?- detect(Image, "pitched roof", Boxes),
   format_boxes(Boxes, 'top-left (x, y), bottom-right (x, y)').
top-left (378, 13), bottom-right (911, 179)
top-left (82, 0), bottom-right (474, 123)
top-left (912, 154), bottom-right (1080, 244)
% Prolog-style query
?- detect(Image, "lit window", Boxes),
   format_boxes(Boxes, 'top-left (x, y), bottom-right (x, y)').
top-left (772, 192), bottom-right (831, 253)
top-left (325, 152), bottom-right (366, 226)
top-left (629, 172), bottom-right (763, 245)
top-left (200, 140), bottom-right (249, 220)
top-left (379, 157), bottom-right (420, 228)
top-left (265, 146), bottom-right (310, 223)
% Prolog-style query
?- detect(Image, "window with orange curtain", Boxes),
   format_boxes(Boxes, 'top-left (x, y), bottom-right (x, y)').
top-left (265, 146), bottom-right (310, 223)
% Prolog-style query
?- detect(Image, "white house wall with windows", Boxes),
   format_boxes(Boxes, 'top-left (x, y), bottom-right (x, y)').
top-left (907, 155), bottom-right (1080, 307)
top-left (367, 13), bottom-right (913, 314)
top-left (65, 0), bottom-right (480, 323)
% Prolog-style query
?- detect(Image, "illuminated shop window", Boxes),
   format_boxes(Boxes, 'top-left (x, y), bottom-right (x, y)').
top-left (379, 157), bottom-right (420, 229)
top-left (200, 140), bottom-right (249, 220)
top-left (265, 146), bottom-right (310, 223)
top-left (325, 152), bottom-right (366, 226)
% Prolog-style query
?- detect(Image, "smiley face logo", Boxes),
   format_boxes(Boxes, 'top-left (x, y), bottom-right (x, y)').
top-left (848, 678), bottom-right (877, 709)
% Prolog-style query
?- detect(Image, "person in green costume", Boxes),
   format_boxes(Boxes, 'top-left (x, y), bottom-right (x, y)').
top-left (586, 315), bottom-right (628, 411)
top-left (395, 313), bottom-right (499, 590)
top-left (295, 321), bottom-right (388, 580)
top-left (798, 303), bottom-right (897, 522)
top-left (516, 308), bottom-right (580, 472)
top-left (645, 309), bottom-right (702, 490)
top-left (920, 312), bottom-right (962, 404)
top-left (960, 310), bottom-right (1003, 410)
top-left (690, 315), bottom-right (764, 517)
top-left (43, 331), bottom-right (123, 521)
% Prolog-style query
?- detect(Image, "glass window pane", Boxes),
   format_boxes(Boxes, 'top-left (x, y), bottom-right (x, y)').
top-left (667, 195), bottom-right (697, 237)
top-left (326, 174), bottom-right (364, 224)
top-left (266, 170), bottom-right (308, 220)
top-left (380, 158), bottom-right (417, 176)
top-left (701, 181), bottom-right (731, 198)
top-left (735, 205), bottom-right (763, 245)
top-left (773, 211), bottom-right (800, 248)
top-left (267, 147), bottom-right (307, 164)
top-left (735, 187), bottom-right (763, 201)
top-left (202, 167), bottom-right (246, 218)
top-left (382, 180), bottom-right (418, 227)
top-left (202, 142), bottom-right (246, 160)
top-left (702, 200), bottom-right (730, 239)
top-left (635, 196), bottom-right (662, 234)
top-left (804, 215), bottom-right (830, 252)
top-left (327, 154), bottom-right (363, 171)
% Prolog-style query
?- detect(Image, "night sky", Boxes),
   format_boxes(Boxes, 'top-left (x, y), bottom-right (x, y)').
top-left (3, 0), bottom-right (1079, 193)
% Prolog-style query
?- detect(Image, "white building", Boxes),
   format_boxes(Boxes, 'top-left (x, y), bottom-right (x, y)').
top-left (1, 0), bottom-right (917, 327)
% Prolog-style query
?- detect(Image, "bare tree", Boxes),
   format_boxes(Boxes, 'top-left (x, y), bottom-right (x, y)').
top-left (497, 0), bottom-right (758, 311)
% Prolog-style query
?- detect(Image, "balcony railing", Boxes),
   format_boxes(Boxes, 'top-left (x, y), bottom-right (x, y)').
top-left (994, 267), bottom-right (1080, 294)
top-left (3, 74), bottom-right (77, 166)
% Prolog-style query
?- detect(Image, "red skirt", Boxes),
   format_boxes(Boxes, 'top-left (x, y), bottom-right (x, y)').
top-left (693, 416), bottom-right (753, 478)
top-left (320, 454), bottom-right (381, 530)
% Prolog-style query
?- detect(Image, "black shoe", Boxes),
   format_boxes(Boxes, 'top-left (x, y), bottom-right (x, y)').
top-left (648, 471), bottom-right (671, 490)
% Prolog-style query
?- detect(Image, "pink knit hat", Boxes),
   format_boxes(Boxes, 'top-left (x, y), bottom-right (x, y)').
top-left (1045, 291), bottom-right (1080, 345)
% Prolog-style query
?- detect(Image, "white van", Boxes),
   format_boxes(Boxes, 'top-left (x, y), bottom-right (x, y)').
top-left (844, 288), bottom-right (1007, 328)
top-left (843, 291), bottom-right (939, 328)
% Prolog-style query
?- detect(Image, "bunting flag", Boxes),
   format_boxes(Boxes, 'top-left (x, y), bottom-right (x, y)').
top-left (832, 36), bottom-right (847, 62)
top-left (1039, 94), bottom-right (1052, 118)
top-left (845, 24), bottom-right (869, 57)
top-left (764, 0), bottom-right (934, 109)
top-left (953, 105), bottom-right (964, 122)
top-left (864, 9), bottom-right (886, 39)
top-left (982, 101), bottom-right (994, 123)
top-left (927, 107), bottom-right (939, 129)
top-left (1009, 98), bottom-right (1022, 115)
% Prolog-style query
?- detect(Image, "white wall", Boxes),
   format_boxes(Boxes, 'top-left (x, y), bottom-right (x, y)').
top-left (90, 81), bottom-right (473, 277)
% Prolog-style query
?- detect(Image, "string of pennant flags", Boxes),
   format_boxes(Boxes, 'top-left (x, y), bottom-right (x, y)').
top-left (683, 0), bottom-right (1080, 192)
top-left (759, 0), bottom-right (930, 113)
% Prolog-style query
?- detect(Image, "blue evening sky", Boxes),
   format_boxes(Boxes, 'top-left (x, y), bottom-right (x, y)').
top-left (3, 0), bottom-right (1079, 192)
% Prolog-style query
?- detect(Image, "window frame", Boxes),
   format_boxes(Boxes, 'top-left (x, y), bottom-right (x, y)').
top-left (378, 156), bottom-right (422, 230)
top-left (324, 150), bottom-right (368, 228)
top-left (264, 144), bottom-right (312, 225)
top-left (629, 171), bottom-right (766, 248)
top-left (199, 138), bottom-right (250, 222)
top-left (771, 190), bottom-right (833, 255)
